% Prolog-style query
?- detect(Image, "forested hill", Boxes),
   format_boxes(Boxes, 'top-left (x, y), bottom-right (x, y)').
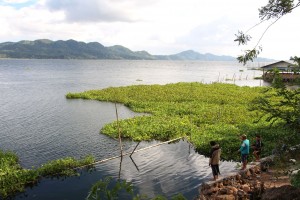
top-left (0, 39), bottom-right (273, 61)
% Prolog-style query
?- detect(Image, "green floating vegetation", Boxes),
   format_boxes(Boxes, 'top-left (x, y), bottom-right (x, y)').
top-left (0, 149), bottom-right (95, 199)
top-left (66, 82), bottom-right (298, 161)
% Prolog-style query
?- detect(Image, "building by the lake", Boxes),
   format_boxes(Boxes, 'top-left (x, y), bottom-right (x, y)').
top-left (261, 60), bottom-right (299, 82)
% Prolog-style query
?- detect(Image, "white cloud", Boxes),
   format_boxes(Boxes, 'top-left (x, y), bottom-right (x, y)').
top-left (44, 0), bottom-right (134, 22)
top-left (0, 0), bottom-right (299, 60)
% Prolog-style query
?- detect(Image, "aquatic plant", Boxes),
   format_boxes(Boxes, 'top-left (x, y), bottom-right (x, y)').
top-left (0, 149), bottom-right (95, 199)
top-left (66, 82), bottom-right (299, 161)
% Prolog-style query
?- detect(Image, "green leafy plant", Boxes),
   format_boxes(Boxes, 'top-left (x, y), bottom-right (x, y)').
top-left (235, 0), bottom-right (300, 64)
top-left (0, 149), bottom-right (95, 199)
top-left (86, 177), bottom-right (187, 200)
top-left (86, 177), bottom-right (134, 200)
top-left (67, 82), bottom-right (299, 161)
top-left (291, 171), bottom-right (300, 187)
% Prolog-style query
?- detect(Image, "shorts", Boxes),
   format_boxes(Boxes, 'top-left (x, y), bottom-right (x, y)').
top-left (241, 154), bottom-right (248, 163)
top-left (211, 164), bottom-right (220, 176)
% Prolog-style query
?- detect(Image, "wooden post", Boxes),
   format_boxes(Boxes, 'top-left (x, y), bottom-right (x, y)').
top-left (115, 103), bottom-right (123, 157)
top-left (130, 142), bottom-right (141, 157)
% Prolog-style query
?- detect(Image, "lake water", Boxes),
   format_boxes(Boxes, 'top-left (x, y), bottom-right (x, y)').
top-left (0, 59), bottom-right (269, 199)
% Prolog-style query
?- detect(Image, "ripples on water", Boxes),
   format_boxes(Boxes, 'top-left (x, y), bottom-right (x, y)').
top-left (15, 140), bottom-right (238, 199)
top-left (0, 59), bottom-right (268, 199)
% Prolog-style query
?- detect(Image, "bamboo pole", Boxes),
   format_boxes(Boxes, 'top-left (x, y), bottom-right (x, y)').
top-left (75, 137), bottom-right (183, 169)
top-left (115, 103), bottom-right (123, 157)
top-left (130, 141), bottom-right (141, 157)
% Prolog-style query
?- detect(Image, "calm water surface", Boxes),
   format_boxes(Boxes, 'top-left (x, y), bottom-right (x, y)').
top-left (0, 59), bottom-right (269, 199)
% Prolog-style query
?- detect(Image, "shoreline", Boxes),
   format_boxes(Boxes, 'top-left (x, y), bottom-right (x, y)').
top-left (196, 156), bottom-right (298, 200)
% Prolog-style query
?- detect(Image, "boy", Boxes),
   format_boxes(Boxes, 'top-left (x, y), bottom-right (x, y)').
top-left (252, 134), bottom-right (262, 162)
top-left (209, 141), bottom-right (221, 181)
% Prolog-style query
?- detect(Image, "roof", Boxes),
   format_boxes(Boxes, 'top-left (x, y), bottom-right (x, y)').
top-left (261, 60), bottom-right (296, 68)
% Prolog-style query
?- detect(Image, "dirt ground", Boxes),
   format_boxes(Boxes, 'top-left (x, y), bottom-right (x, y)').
top-left (259, 168), bottom-right (300, 200)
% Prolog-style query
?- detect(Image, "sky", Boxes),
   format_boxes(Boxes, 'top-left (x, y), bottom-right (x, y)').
top-left (0, 0), bottom-right (299, 60)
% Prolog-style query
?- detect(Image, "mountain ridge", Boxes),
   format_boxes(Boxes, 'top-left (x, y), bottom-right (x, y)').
top-left (0, 39), bottom-right (274, 61)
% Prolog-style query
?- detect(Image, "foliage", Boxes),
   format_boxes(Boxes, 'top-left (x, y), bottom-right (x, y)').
top-left (259, 0), bottom-right (300, 20)
top-left (0, 150), bottom-right (39, 199)
top-left (250, 87), bottom-right (300, 130)
top-left (86, 177), bottom-right (187, 200)
top-left (0, 40), bottom-right (237, 61)
top-left (290, 56), bottom-right (300, 74)
top-left (0, 149), bottom-right (95, 199)
top-left (0, 39), bottom-right (156, 60)
top-left (234, 0), bottom-right (300, 64)
top-left (86, 177), bottom-right (134, 200)
top-left (270, 68), bottom-right (286, 89)
top-left (38, 155), bottom-right (95, 177)
top-left (67, 82), bottom-right (299, 161)
top-left (290, 56), bottom-right (300, 67)
top-left (291, 171), bottom-right (300, 188)
top-left (237, 47), bottom-right (262, 65)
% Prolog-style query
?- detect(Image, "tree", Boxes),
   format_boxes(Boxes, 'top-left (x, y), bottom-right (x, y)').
top-left (290, 56), bottom-right (300, 73)
top-left (250, 88), bottom-right (300, 130)
top-left (271, 68), bottom-right (286, 89)
top-left (235, 0), bottom-right (300, 65)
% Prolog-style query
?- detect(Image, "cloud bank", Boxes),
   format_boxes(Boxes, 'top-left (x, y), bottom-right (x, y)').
top-left (0, 0), bottom-right (299, 60)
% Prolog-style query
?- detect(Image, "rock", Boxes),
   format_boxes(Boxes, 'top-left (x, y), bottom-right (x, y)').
top-left (291, 169), bottom-right (300, 175)
top-left (215, 194), bottom-right (235, 200)
top-left (231, 187), bottom-right (238, 195)
top-left (237, 190), bottom-right (245, 197)
top-left (242, 184), bottom-right (251, 193)
top-left (219, 188), bottom-right (228, 195)
top-left (246, 170), bottom-right (252, 177)
top-left (223, 178), bottom-right (231, 186)
top-left (261, 162), bottom-right (269, 172)
top-left (249, 168), bottom-right (254, 174)
top-left (198, 194), bottom-right (207, 200)
top-left (255, 166), bottom-right (261, 173)
top-left (202, 188), bottom-right (212, 195)
top-left (201, 183), bottom-right (211, 191)
top-left (236, 174), bottom-right (241, 180)
top-left (289, 159), bottom-right (297, 164)
top-left (224, 186), bottom-right (234, 195)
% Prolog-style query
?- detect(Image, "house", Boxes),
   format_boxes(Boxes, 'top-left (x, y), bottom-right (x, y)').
top-left (261, 60), bottom-right (296, 72)
top-left (261, 60), bottom-right (299, 82)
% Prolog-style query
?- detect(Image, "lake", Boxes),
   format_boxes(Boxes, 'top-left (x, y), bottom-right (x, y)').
top-left (0, 59), bottom-right (269, 199)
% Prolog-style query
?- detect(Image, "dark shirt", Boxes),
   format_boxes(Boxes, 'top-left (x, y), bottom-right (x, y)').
top-left (254, 139), bottom-right (262, 151)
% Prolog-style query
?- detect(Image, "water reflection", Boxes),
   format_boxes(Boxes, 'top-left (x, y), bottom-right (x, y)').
top-left (0, 60), bottom-right (263, 199)
top-left (16, 140), bottom-right (237, 199)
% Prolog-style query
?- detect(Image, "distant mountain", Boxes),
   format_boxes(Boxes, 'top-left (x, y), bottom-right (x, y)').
top-left (0, 39), bottom-right (273, 61)
top-left (156, 50), bottom-right (238, 61)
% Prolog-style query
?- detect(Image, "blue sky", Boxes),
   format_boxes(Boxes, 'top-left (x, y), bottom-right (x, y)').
top-left (1, 0), bottom-right (299, 60)
top-left (0, 0), bottom-right (37, 9)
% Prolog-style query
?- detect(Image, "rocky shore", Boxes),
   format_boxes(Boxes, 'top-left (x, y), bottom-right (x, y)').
top-left (196, 157), bottom-right (300, 200)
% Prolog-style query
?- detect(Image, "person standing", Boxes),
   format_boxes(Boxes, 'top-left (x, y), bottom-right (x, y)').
top-left (209, 141), bottom-right (221, 181)
top-left (252, 134), bottom-right (262, 162)
top-left (238, 134), bottom-right (250, 170)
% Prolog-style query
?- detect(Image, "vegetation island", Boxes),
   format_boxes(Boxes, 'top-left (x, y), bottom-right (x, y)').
top-left (2, 79), bottom-right (300, 199)
top-left (2, 0), bottom-right (300, 198)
